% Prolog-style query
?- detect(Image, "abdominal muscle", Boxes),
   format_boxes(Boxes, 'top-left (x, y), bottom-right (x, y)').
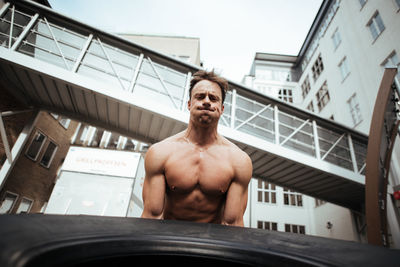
top-left (163, 186), bottom-right (225, 223)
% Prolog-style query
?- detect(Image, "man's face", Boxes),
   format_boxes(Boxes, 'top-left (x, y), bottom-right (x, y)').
top-left (188, 80), bottom-right (224, 126)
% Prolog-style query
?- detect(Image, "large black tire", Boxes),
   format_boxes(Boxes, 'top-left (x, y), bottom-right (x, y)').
top-left (0, 214), bottom-right (399, 266)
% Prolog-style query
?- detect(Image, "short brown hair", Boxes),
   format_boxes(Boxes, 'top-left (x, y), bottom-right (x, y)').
top-left (189, 70), bottom-right (229, 104)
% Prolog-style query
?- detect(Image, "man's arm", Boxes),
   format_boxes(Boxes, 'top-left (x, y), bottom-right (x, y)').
top-left (141, 144), bottom-right (166, 219)
top-left (222, 150), bottom-right (252, 227)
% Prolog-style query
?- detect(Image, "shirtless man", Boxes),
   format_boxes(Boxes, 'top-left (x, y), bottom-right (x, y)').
top-left (141, 70), bottom-right (252, 226)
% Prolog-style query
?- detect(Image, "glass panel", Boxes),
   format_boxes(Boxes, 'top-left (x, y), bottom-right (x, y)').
top-left (284, 194), bottom-right (289, 205)
top-left (290, 194), bottom-right (296, 206)
top-left (279, 111), bottom-right (314, 156)
top-left (299, 226), bottom-right (306, 234)
top-left (26, 132), bottom-right (46, 160)
top-left (257, 221), bottom-right (263, 229)
top-left (318, 127), bottom-right (352, 170)
top-left (265, 222), bottom-right (270, 230)
top-left (272, 192), bottom-right (276, 203)
top-left (90, 128), bottom-right (104, 147)
top-left (285, 224), bottom-right (290, 232)
top-left (297, 195), bottom-right (303, 207)
top-left (292, 225), bottom-right (298, 234)
top-left (40, 141), bottom-right (57, 168)
top-left (272, 222), bottom-right (277, 231)
top-left (264, 192), bottom-right (269, 203)
top-left (257, 191), bottom-right (262, 202)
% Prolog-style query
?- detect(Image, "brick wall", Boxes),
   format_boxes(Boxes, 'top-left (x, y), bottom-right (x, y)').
top-left (0, 112), bottom-right (79, 213)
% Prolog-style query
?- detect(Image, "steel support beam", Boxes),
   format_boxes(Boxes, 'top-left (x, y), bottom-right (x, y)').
top-left (365, 67), bottom-right (398, 247)
top-left (128, 53), bottom-right (144, 93)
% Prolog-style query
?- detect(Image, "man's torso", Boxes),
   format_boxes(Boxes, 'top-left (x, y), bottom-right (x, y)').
top-left (161, 136), bottom-right (236, 223)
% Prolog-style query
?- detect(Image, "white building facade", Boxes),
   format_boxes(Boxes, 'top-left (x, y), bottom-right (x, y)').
top-left (244, 0), bottom-right (400, 247)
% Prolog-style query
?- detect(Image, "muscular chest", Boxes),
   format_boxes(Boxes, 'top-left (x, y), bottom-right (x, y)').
top-left (164, 148), bottom-right (233, 195)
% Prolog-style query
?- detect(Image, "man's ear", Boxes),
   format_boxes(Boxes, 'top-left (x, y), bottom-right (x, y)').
top-left (221, 104), bottom-right (224, 113)
top-left (187, 99), bottom-right (191, 110)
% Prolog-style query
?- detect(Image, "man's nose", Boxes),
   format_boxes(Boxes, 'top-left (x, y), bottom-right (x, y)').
top-left (202, 95), bottom-right (211, 106)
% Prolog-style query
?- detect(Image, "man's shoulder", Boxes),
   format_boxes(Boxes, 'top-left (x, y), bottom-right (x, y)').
top-left (220, 136), bottom-right (252, 163)
top-left (147, 132), bottom-right (183, 154)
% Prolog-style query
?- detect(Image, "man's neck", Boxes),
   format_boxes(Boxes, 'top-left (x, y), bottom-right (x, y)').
top-left (184, 123), bottom-right (219, 147)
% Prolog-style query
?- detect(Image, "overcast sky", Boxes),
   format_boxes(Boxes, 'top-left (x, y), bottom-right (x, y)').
top-left (48, 0), bottom-right (322, 82)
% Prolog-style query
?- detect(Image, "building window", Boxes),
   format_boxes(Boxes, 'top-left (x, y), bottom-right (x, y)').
top-left (0, 192), bottom-right (18, 214)
top-left (312, 55), bottom-right (324, 81)
top-left (283, 188), bottom-right (303, 207)
top-left (285, 224), bottom-right (306, 234)
top-left (339, 57), bottom-right (350, 80)
top-left (257, 180), bottom-right (276, 204)
top-left (315, 198), bottom-right (326, 207)
top-left (26, 131), bottom-right (47, 161)
top-left (367, 12), bottom-right (385, 41)
top-left (50, 113), bottom-right (71, 129)
top-left (16, 197), bottom-right (33, 214)
top-left (316, 82), bottom-right (330, 112)
top-left (40, 141), bottom-right (58, 168)
top-left (59, 117), bottom-right (71, 129)
top-left (348, 94), bottom-right (363, 126)
top-left (301, 76), bottom-right (311, 99)
top-left (331, 28), bottom-right (341, 50)
top-left (306, 101), bottom-right (314, 112)
top-left (278, 89), bottom-right (293, 103)
top-left (359, 0), bottom-right (367, 8)
top-left (257, 221), bottom-right (278, 231)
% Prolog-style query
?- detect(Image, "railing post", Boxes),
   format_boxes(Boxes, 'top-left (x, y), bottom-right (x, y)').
top-left (181, 72), bottom-right (192, 111)
top-left (0, 114), bottom-right (12, 163)
top-left (230, 89), bottom-right (237, 129)
top-left (128, 53), bottom-right (144, 93)
top-left (312, 120), bottom-right (321, 159)
top-left (274, 105), bottom-right (280, 144)
top-left (72, 34), bottom-right (93, 73)
top-left (348, 134), bottom-right (359, 173)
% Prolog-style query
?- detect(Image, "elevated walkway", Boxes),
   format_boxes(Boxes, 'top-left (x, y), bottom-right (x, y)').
top-left (0, 1), bottom-right (368, 211)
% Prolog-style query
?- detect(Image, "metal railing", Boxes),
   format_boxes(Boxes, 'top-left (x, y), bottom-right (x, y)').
top-left (0, 1), bottom-right (368, 176)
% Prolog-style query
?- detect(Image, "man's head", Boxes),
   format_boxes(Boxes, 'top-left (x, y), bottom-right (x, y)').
top-left (189, 70), bottom-right (229, 104)
top-left (187, 70), bottom-right (228, 126)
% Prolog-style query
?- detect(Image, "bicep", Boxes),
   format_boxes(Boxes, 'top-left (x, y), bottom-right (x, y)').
top-left (223, 153), bottom-right (252, 226)
top-left (141, 147), bottom-right (166, 219)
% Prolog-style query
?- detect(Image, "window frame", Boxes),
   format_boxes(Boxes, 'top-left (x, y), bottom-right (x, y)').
top-left (25, 130), bottom-right (47, 161)
top-left (301, 76), bottom-right (311, 99)
top-left (311, 55), bottom-right (324, 82)
top-left (257, 180), bottom-right (277, 204)
top-left (257, 220), bottom-right (278, 231)
top-left (367, 11), bottom-right (385, 42)
top-left (338, 57), bottom-right (350, 81)
top-left (283, 188), bottom-right (303, 207)
top-left (316, 82), bottom-right (330, 112)
top-left (284, 223), bottom-right (306, 234)
top-left (331, 28), bottom-right (341, 50)
top-left (16, 197), bottom-right (34, 214)
top-left (0, 191), bottom-right (19, 214)
top-left (348, 93), bottom-right (363, 126)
